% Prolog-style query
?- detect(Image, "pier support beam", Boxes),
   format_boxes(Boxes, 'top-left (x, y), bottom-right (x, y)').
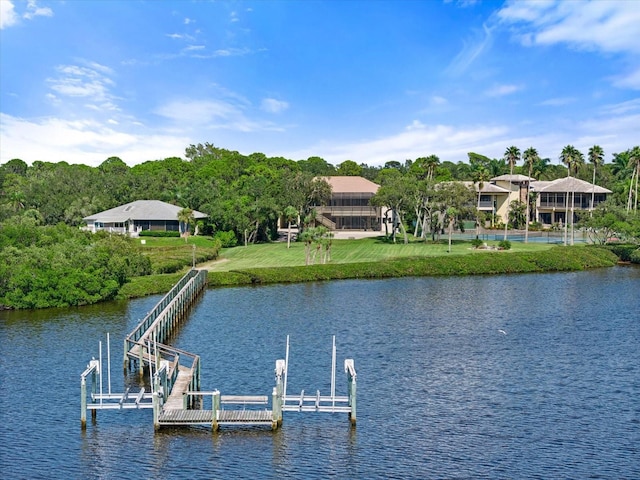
top-left (80, 360), bottom-right (99, 429)
top-left (272, 387), bottom-right (281, 430)
top-left (212, 390), bottom-right (220, 432)
top-left (81, 377), bottom-right (87, 429)
top-left (345, 359), bottom-right (356, 426)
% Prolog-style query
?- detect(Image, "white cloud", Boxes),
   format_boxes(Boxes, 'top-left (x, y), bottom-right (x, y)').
top-left (599, 98), bottom-right (640, 116)
top-left (0, 0), bottom-right (18, 28)
top-left (154, 99), bottom-right (241, 124)
top-left (1, 0), bottom-right (53, 27)
top-left (261, 98), bottom-right (289, 114)
top-left (47, 63), bottom-right (116, 104)
top-left (166, 32), bottom-right (196, 42)
top-left (498, 0), bottom-right (640, 54)
top-left (430, 96), bottom-right (448, 105)
top-left (287, 120), bottom-right (510, 165)
top-left (485, 84), bottom-right (522, 97)
top-left (282, 101), bottom-right (640, 166)
top-left (211, 47), bottom-right (250, 57)
top-left (23, 0), bottom-right (53, 20)
top-left (539, 97), bottom-right (575, 107)
top-left (446, 23), bottom-right (493, 76)
top-left (0, 113), bottom-right (188, 166)
top-left (154, 98), bottom-right (284, 133)
top-left (611, 67), bottom-right (640, 91)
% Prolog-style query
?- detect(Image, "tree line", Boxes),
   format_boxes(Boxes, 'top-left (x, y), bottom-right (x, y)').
top-left (1, 142), bottom-right (638, 243)
top-left (1, 142), bottom-right (638, 308)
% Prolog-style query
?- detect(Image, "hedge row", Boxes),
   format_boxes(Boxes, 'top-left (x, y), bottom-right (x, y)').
top-left (139, 230), bottom-right (181, 238)
top-left (600, 244), bottom-right (640, 263)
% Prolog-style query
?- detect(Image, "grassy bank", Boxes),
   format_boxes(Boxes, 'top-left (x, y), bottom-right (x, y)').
top-left (203, 236), bottom-right (554, 271)
top-left (118, 241), bottom-right (619, 298)
top-left (137, 236), bottom-right (221, 273)
top-left (206, 245), bottom-right (618, 287)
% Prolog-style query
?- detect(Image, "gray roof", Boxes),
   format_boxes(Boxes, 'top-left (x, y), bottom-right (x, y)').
top-left (83, 200), bottom-right (208, 223)
top-left (491, 174), bottom-right (536, 182)
top-left (462, 181), bottom-right (510, 193)
top-left (531, 177), bottom-right (612, 194)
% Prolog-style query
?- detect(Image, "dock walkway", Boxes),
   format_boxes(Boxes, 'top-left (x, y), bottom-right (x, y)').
top-left (81, 268), bottom-right (357, 432)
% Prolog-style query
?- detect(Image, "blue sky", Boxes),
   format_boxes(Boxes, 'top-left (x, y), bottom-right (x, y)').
top-left (1, 0), bottom-right (639, 168)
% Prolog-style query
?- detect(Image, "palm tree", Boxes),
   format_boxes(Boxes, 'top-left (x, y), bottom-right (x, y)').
top-left (446, 207), bottom-right (458, 253)
top-left (488, 158), bottom-right (507, 177)
top-left (424, 154), bottom-right (440, 181)
top-left (522, 147), bottom-right (540, 243)
top-left (472, 167), bottom-right (490, 237)
top-left (531, 156), bottom-right (551, 180)
top-left (503, 146), bottom-right (521, 240)
top-left (283, 205), bottom-right (298, 249)
top-left (177, 207), bottom-right (195, 243)
top-left (588, 145), bottom-right (605, 215)
top-left (559, 145), bottom-right (584, 245)
top-left (628, 146), bottom-right (640, 213)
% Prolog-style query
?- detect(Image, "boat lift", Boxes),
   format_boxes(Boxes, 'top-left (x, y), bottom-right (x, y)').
top-left (82, 333), bottom-right (356, 430)
top-left (277, 335), bottom-right (357, 425)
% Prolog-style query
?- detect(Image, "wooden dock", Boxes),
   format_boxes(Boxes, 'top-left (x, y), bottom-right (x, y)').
top-left (81, 268), bottom-right (357, 432)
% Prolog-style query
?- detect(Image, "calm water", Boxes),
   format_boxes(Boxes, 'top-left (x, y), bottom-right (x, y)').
top-left (1, 266), bottom-right (639, 479)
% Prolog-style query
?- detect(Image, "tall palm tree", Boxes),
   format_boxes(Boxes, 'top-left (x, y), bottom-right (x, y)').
top-left (424, 154), bottom-right (440, 181)
top-left (559, 145), bottom-right (584, 245)
top-left (283, 205), bottom-right (298, 249)
top-left (472, 167), bottom-right (490, 237)
top-left (522, 147), bottom-right (539, 243)
top-left (503, 146), bottom-right (521, 240)
top-left (588, 145), bottom-right (605, 215)
top-left (628, 146), bottom-right (640, 213)
top-left (177, 207), bottom-right (195, 243)
top-left (531, 156), bottom-right (551, 180)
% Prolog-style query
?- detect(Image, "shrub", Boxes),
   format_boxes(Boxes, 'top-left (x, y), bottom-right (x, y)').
top-left (139, 230), bottom-right (180, 238)
top-left (498, 240), bottom-right (511, 250)
top-left (471, 237), bottom-right (483, 249)
top-left (603, 243), bottom-right (638, 262)
top-left (630, 248), bottom-right (640, 264)
top-left (529, 222), bottom-right (543, 231)
top-left (214, 230), bottom-right (238, 248)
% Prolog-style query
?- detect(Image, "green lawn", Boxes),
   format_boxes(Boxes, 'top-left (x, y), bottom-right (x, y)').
top-left (203, 236), bottom-right (554, 271)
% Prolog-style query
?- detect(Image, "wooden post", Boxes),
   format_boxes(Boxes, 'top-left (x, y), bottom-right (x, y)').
top-left (123, 338), bottom-right (129, 372)
top-left (349, 377), bottom-right (356, 426)
top-left (153, 374), bottom-right (161, 430)
top-left (212, 390), bottom-right (220, 432)
top-left (345, 359), bottom-right (356, 426)
top-left (138, 344), bottom-right (144, 377)
top-left (274, 359), bottom-right (285, 426)
top-left (91, 367), bottom-right (97, 422)
top-left (271, 387), bottom-right (280, 430)
top-left (81, 360), bottom-right (99, 428)
top-left (81, 376), bottom-right (87, 429)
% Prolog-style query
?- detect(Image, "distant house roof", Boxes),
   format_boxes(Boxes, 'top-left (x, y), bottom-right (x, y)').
top-left (462, 181), bottom-right (510, 194)
top-left (531, 177), bottom-right (612, 194)
top-left (322, 176), bottom-right (380, 194)
top-left (83, 200), bottom-right (208, 223)
top-left (491, 174), bottom-right (536, 182)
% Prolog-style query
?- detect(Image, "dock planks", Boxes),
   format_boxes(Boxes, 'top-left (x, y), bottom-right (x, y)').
top-left (217, 410), bottom-right (273, 424)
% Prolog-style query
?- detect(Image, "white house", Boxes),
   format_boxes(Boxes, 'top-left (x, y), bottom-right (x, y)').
top-left (83, 200), bottom-right (207, 235)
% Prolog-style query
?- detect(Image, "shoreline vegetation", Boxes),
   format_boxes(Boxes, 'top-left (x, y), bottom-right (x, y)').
top-left (117, 240), bottom-right (622, 300)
